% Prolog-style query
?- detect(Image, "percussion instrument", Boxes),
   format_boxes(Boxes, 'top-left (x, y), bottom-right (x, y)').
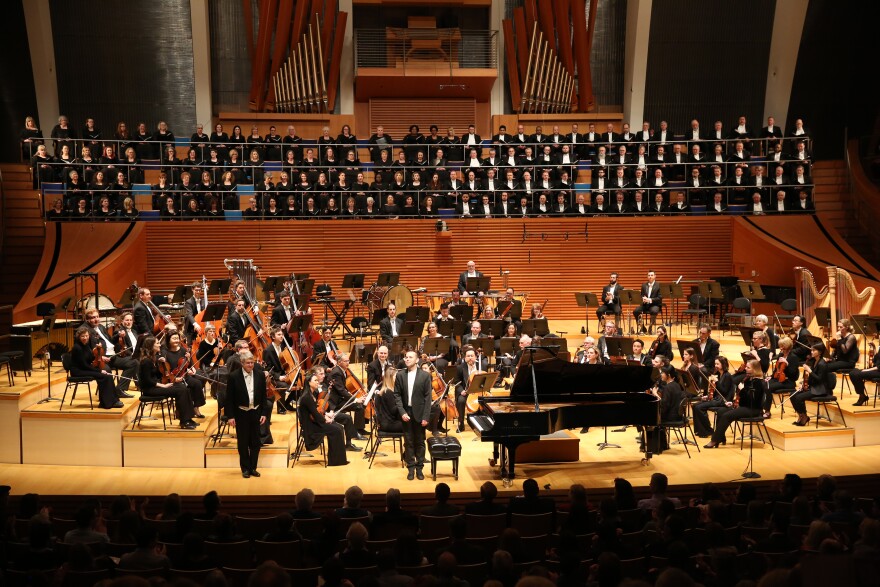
top-left (367, 284), bottom-right (413, 313)
top-left (77, 294), bottom-right (116, 317)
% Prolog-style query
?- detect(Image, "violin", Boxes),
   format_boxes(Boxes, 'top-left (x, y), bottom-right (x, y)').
top-left (316, 385), bottom-right (331, 416)
top-left (91, 343), bottom-right (106, 370)
top-left (772, 354), bottom-right (788, 383)
top-left (648, 335), bottom-right (661, 358)
top-left (707, 374), bottom-right (719, 400)
top-left (159, 355), bottom-right (190, 384)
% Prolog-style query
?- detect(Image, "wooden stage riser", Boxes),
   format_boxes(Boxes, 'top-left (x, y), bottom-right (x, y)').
top-left (0, 373), bottom-right (65, 464)
top-left (21, 410), bottom-right (134, 467)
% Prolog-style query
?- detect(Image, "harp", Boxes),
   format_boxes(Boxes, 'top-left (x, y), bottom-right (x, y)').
top-left (795, 266), bottom-right (876, 335)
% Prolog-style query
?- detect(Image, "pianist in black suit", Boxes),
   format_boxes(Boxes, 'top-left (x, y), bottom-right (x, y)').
top-left (645, 364), bottom-right (686, 453)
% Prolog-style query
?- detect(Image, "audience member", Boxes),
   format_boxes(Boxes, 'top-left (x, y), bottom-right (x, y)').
top-left (465, 482), bottom-right (507, 515)
top-left (637, 473), bottom-right (681, 510)
top-left (421, 483), bottom-right (461, 516)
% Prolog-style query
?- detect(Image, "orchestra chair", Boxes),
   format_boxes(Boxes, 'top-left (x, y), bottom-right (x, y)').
top-left (366, 410), bottom-right (405, 470)
top-left (289, 404), bottom-right (327, 468)
top-left (210, 414), bottom-right (231, 447)
top-left (680, 295), bottom-right (708, 334)
top-left (735, 414), bottom-right (774, 450)
top-left (0, 354), bottom-right (12, 387)
top-left (130, 393), bottom-right (172, 430)
top-left (873, 381), bottom-right (880, 408)
top-left (776, 299), bottom-right (798, 325)
top-left (723, 297), bottom-right (752, 334)
top-left (0, 349), bottom-right (26, 383)
top-left (657, 398), bottom-right (701, 458)
top-left (837, 370), bottom-right (854, 396)
top-left (59, 352), bottom-right (94, 410)
top-left (807, 395), bottom-right (846, 429)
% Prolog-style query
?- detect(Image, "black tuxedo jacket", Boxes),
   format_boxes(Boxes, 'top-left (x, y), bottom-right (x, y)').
top-left (366, 358), bottom-right (392, 390)
top-left (696, 337), bottom-right (720, 368)
top-left (133, 300), bottom-right (154, 336)
top-left (183, 296), bottom-right (203, 338)
top-left (271, 304), bottom-right (295, 327)
top-left (225, 311), bottom-right (250, 343)
top-left (640, 281), bottom-right (661, 306)
top-left (379, 316), bottom-right (405, 343)
top-left (393, 368), bottom-right (432, 422)
top-left (224, 367), bottom-right (267, 416)
top-left (601, 283), bottom-right (623, 307)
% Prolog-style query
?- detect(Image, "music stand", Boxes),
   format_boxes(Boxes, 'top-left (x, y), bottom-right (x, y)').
top-left (499, 337), bottom-right (518, 358)
top-left (423, 337), bottom-right (451, 359)
top-left (342, 273), bottom-right (365, 289)
top-left (739, 282), bottom-right (765, 301)
top-left (391, 335), bottom-right (420, 357)
top-left (405, 306), bottom-right (430, 322)
top-left (698, 281), bottom-right (724, 326)
top-left (660, 283), bottom-right (684, 330)
top-left (736, 325), bottom-right (762, 347)
top-left (521, 319), bottom-right (549, 338)
top-left (465, 276), bottom-right (491, 295)
top-left (849, 314), bottom-right (878, 369)
top-left (297, 279), bottom-right (315, 297)
top-left (172, 285), bottom-right (191, 304)
top-left (605, 337), bottom-right (635, 360)
top-left (465, 371), bottom-right (498, 409)
top-left (813, 307), bottom-right (831, 334)
top-left (201, 302), bottom-right (227, 324)
top-left (444, 365), bottom-right (459, 387)
top-left (376, 273), bottom-right (400, 288)
top-left (469, 337), bottom-right (496, 360)
top-left (371, 308), bottom-right (389, 328)
top-left (293, 295), bottom-right (310, 313)
top-left (450, 305), bottom-right (474, 323)
top-left (575, 292), bottom-right (598, 336)
top-left (478, 319), bottom-right (504, 338)
top-left (401, 321), bottom-right (425, 337)
top-left (674, 368), bottom-right (701, 447)
top-left (618, 289), bottom-right (641, 335)
top-left (209, 279), bottom-right (227, 300)
top-left (288, 314), bottom-right (313, 338)
top-left (118, 287), bottom-right (135, 308)
top-left (675, 340), bottom-right (703, 364)
top-left (262, 277), bottom-right (281, 297)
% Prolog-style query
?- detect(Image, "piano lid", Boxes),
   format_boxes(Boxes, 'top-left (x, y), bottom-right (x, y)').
top-left (510, 349), bottom-right (654, 400)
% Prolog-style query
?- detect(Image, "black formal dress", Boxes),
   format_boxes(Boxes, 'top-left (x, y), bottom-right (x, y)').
top-left (137, 358), bottom-right (196, 424)
top-left (692, 371), bottom-right (734, 437)
top-left (709, 376), bottom-right (767, 445)
top-left (298, 386), bottom-right (347, 466)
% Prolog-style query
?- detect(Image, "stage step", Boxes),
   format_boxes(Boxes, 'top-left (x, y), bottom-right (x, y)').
top-left (762, 415), bottom-right (854, 451)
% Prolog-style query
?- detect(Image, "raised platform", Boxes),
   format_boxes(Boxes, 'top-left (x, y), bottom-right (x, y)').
top-left (122, 400), bottom-right (221, 468)
top-left (0, 365), bottom-right (67, 463)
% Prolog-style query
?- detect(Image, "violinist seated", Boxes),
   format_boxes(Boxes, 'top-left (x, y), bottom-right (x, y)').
top-left (573, 337), bottom-right (596, 364)
top-left (790, 342), bottom-right (831, 426)
top-left (767, 337), bottom-right (800, 411)
top-left (645, 364), bottom-right (687, 453)
top-left (694, 325), bottom-right (721, 375)
top-left (704, 359), bottom-right (768, 448)
top-left (790, 314), bottom-right (813, 362)
top-left (826, 318), bottom-right (860, 374)
top-left (138, 335), bottom-right (198, 428)
top-left (162, 330), bottom-right (207, 419)
top-left (85, 309), bottom-right (138, 398)
top-left (259, 327), bottom-right (294, 414)
top-left (327, 352), bottom-right (368, 448)
top-left (195, 323), bottom-right (227, 399)
top-left (753, 314), bottom-right (779, 353)
top-left (298, 368), bottom-right (349, 467)
top-left (312, 327), bottom-right (340, 369)
top-left (733, 331), bottom-right (772, 387)
top-left (71, 326), bottom-right (124, 409)
top-left (679, 348), bottom-right (703, 391)
top-left (420, 322), bottom-right (452, 371)
top-left (692, 356), bottom-right (735, 438)
top-left (850, 342), bottom-right (880, 407)
top-left (648, 325), bottom-right (675, 363)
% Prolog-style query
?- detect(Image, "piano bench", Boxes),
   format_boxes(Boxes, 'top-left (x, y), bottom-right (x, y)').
top-left (428, 436), bottom-right (461, 481)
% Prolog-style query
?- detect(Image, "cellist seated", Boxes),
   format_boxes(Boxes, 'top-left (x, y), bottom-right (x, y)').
top-left (327, 352), bottom-right (368, 448)
top-left (262, 327), bottom-right (295, 413)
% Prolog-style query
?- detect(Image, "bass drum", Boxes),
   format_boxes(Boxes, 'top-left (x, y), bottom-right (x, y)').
top-left (381, 285), bottom-right (413, 314)
top-left (77, 294), bottom-right (117, 316)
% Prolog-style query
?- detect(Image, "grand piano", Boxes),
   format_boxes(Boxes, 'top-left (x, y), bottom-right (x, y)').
top-left (468, 349), bottom-right (659, 479)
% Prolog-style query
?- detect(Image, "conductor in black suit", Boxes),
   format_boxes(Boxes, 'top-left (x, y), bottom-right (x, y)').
top-left (633, 271), bottom-right (662, 333)
top-left (457, 260), bottom-right (484, 294)
top-left (379, 302), bottom-right (404, 344)
top-left (224, 351), bottom-right (267, 478)
top-left (394, 350), bottom-right (433, 480)
top-left (596, 272), bottom-right (623, 321)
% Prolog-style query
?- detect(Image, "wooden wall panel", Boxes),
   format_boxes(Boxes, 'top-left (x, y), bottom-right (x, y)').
top-left (369, 99), bottom-right (478, 141)
top-left (141, 217), bottom-right (734, 321)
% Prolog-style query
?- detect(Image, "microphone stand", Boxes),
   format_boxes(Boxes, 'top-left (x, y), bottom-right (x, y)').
top-left (37, 351), bottom-right (61, 404)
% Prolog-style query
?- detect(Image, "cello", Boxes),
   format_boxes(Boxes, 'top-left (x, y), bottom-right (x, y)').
top-left (345, 368), bottom-right (372, 418)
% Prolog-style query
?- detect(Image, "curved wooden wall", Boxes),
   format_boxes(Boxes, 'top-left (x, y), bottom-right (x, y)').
top-left (140, 217), bottom-right (734, 320)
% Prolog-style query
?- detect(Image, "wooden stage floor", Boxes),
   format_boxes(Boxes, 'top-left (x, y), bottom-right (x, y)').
top-left (2, 320), bottom-right (880, 498)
